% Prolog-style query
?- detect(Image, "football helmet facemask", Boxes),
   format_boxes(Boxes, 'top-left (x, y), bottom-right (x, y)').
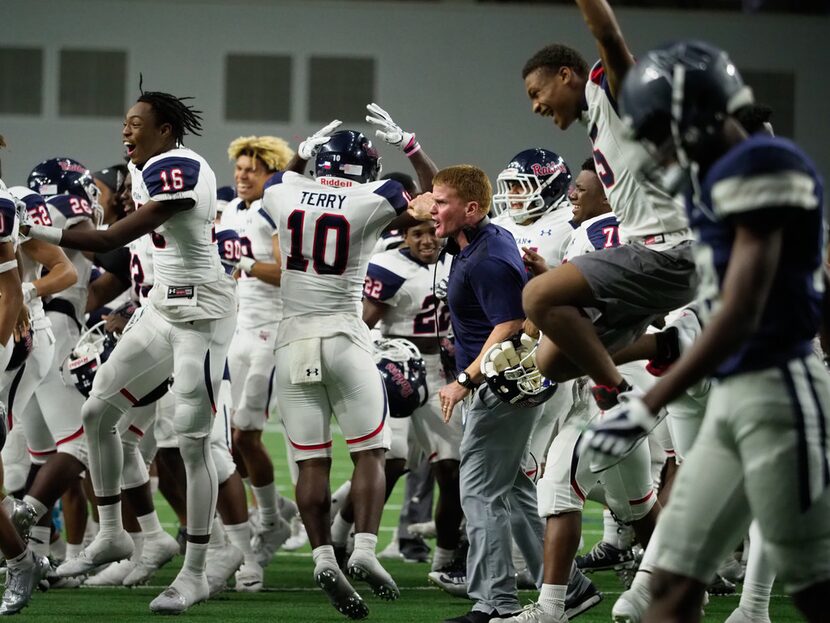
top-left (492, 148), bottom-right (572, 224)
top-left (480, 333), bottom-right (556, 408)
top-left (373, 338), bottom-right (428, 418)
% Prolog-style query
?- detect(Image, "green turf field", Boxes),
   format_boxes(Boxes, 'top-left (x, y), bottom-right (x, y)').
top-left (18, 427), bottom-right (803, 621)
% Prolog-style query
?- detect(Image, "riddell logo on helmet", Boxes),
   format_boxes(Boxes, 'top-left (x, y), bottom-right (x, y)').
top-left (531, 162), bottom-right (566, 177)
top-left (59, 161), bottom-right (87, 174)
top-left (385, 362), bottom-right (413, 397)
top-left (319, 177), bottom-right (353, 188)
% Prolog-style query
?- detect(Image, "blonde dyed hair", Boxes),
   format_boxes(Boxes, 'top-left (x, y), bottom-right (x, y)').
top-left (228, 135), bottom-right (294, 172)
top-left (433, 165), bottom-right (492, 215)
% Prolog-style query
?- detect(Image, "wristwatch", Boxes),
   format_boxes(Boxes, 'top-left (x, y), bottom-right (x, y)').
top-left (456, 371), bottom-right (477, 389)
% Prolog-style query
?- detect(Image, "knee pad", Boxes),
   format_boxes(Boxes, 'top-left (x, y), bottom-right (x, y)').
top-left (81, 395), bottom-right (124, 435)
top-left (177, 433), bottom-right (212, 465)
top-left (536, 476), bottom-right (583, 519)
top-left (121, 442), bottom-right (150, 490)
top-left (172, 360), bottom-right (214, 438)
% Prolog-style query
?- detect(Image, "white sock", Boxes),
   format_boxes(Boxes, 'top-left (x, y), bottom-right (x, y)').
top-left (182, 541), bottom-right (208, 576)
top-left (137, 511), bottom-right (163, 537)
top-left (252, 483), bottom-right (279, 525)
top-left (602, 509), bottom-right (622, 548)
top-left (128, 533), bottom-right (144, 561)
top-left (538, 583), bottom-right (566, 617)
top-left (65, 542), bottom-right (84, 560)
top-left (98, 502), bottom-right (123, 537)
top-left (6, 549), bottom-right (30, 570)
top-left (331, 514), bottom-right (353, 547)
top-left (739, 523), bottom-right (774, 618)
top-left (29, 526), bottom-right (51, 557)
top-left (225, 522), bottom-right (255, 562)
top-left (22, 495), bottom-right (49, 522)
top-left (432, 546), bottom-right (454, 571)
top-left (352, 533), bottom-right (377, 558)
top-left (209, 517), bottom-right (226, 549)
top-left (312, 544), bottom-right (338, 572)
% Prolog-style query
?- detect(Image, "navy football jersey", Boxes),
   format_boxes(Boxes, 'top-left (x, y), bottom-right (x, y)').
top-left (691, 134), bottom-right (824, 376)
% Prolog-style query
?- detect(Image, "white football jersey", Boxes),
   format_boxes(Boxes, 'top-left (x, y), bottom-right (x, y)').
top-left (219, 197), bottom-right (282, 329)
top-left (42, 192), bottom-right (94, 321)
top-left (128, 234), bottom-right (155, 306)
top-left (582, 61), bottom-right (689, 246)
top-left (563, 213), bottom-right (621, 262)
top-left (364, 248), bottom-right (452, 338)
top-left (261, 172), bottom-right (409, 348)
top-left (129, 148), bottom-right (236, 321)
top-left (492, 206), bottom-right (573, 268)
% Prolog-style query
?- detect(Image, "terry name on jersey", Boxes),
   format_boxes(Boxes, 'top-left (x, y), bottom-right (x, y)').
top-left (299, 191), bottom-right (348, 210)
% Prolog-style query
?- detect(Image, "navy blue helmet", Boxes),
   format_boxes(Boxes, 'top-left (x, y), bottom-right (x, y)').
top-left (64, 321), bottom-right (118, 397)
top-left (374, 339), bottom-right (428, 418)
top-left (315, 130), bottom-right (381, 184)
top-left (492, 149), bottom-right (572, 223)
top-left (619, 40), bottom-right (753, 169)
top-left (28, 157), bottom-right (99, 204)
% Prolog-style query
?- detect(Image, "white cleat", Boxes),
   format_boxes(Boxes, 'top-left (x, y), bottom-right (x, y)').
top-left (500, 602), bottom-right (566, 623)
top-left (0, 552), bottom-right (50, 615)
top-left (122, 531), bottom-right (180, 586)
top-left (724, 606), bottom-right (771, 623)
top-left (278, 496), bottom-right (299, 523)
top-left (346, 553), bottom-right (400, 601)
top-left (314, 564), bottom-right (368, 620)
top-left (55, 530), bottom-right (134, 577)
top-left (612, 585), bottom-right (649, 623)
top-left (377, 535), bottom-right (402, 561)
top-left (149, 572), bottom-right (209, 615)
top-left (407, 520), bottom-right (437, 539)
top-left (84, 560), bottom-right (137, 586)
top-left (282, 515), bottom-right (308, 552)
top-left (251, 517), bottom-right (291, 567)
top-left (234, 561), bottom-right (264, 593)
top-left (205, 544), bottom-right (244, 597)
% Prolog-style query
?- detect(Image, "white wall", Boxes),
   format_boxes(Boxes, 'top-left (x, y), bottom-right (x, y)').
top-left (1, 0), bottom-right (828, 188)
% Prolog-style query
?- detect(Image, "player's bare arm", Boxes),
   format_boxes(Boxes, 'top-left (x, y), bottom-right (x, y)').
top-left (362, 297), bottom-right (388, 330)
top-left (642, 221), bottom-right (783, 415)
top-left (241, 235), bottom-right (282, 287)
top-left (0, 241), bottom-right (23, 346)
top-left (575, 0), bottom-right (635, 98)
top-left (439, 317), bottom-right (523, 421)
top-left (86, 272), bottom-right (128, 312)
top-left (25, 198), bottom-right (194, 253)
top-left (21, 238), bottom-right (78, 299)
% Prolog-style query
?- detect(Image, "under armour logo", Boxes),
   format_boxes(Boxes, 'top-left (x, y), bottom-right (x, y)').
top-left (306, 368), bottom-right (319, 377)
top-left (539, 229), bottom-right (553, 237)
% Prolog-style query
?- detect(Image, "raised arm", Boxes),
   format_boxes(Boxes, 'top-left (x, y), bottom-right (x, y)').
top-left (286, 119), bottom-right (344, 174)
top-left (575, 0), bottom-right (635, 99)
top-left (24, 198), bottom-right (193, 253)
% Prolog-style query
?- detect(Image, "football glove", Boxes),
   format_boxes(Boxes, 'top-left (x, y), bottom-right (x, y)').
top-left (579, 392), bottom-right (664, 473)
top-left (298, 119), bottom-right (342, 160)
top-left (365, 103), bottom-right (420, 156)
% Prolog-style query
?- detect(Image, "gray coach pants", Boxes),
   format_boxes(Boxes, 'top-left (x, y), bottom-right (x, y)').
top-left (461, 385), bottom-right (544, 616)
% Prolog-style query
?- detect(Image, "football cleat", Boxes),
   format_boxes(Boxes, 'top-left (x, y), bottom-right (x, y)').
top-left (234, 561), bottom-right (264, 593)
top-left (576, 541), bottom-right (635, 573)
top-left (9, 499), bottom-right (37, 541)
top-left (481, 333), bottom-right (556, 408)
top-left (0, 552), bottom-right (49, 616)
top-left (149, 573), bottom-right (209, 615)
top-left (427, 559), bottom-right (468, 598)
top-left (315, 565), bottom-right (369, 620)
top-left (56, 530), bottom-right (133, 577)
top-left (251, 516), bottom-right (292, 567)
top-left (83, 559), bottom-right (137, 586)
top-left (205, 543), bottom-right (244, 597)
top-left (499, 602), bottom-right (566, 623)
top-left (346, 554), bottom-right (400, 601)
top-left (407, 520), bottom-right (437, 539)
top-left (122, 530), bottom-right (179, 586)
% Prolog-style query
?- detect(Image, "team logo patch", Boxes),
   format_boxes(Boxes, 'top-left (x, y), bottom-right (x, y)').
top-left (167, 285), bottom-right (195, 299)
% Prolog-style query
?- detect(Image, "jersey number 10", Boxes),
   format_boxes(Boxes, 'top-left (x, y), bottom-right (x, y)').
top-left (285, 209), bottom-right (350, 276)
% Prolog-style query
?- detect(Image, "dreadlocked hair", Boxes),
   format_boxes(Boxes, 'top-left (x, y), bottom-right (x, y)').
top-left (137, 75), bottom-right (203, 144)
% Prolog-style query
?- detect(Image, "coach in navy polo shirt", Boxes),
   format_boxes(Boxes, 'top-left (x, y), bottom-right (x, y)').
top-left (431, 165), bottom-right (545, 623)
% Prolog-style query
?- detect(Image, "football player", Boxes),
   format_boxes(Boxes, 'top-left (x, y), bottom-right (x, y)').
top-left (21, 87), bottom-right (237, 614)
top-left (362, 217), bottom-right (459, 576)
top-left (261, 121), bottom-right (430, 619)
top-left (220, 135), bottom-right (295, 566)
top-left (0, 174), bottom-right (50, 616)
top-left (583, 40), bottom-right (830, 623)
top-left (521, 0), bottom-right (697, 413)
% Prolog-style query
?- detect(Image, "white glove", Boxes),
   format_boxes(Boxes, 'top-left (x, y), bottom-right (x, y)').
top-left (21, 282), bottom-right (37, 305)
top-left (365, 103), bottom-right (420, 155)
top-left (298, 119), bottom-right (342, 160)
top-left (14, 197), bottom-right (32, 232)
top-left (578, 393), bottom-right (663, 473)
